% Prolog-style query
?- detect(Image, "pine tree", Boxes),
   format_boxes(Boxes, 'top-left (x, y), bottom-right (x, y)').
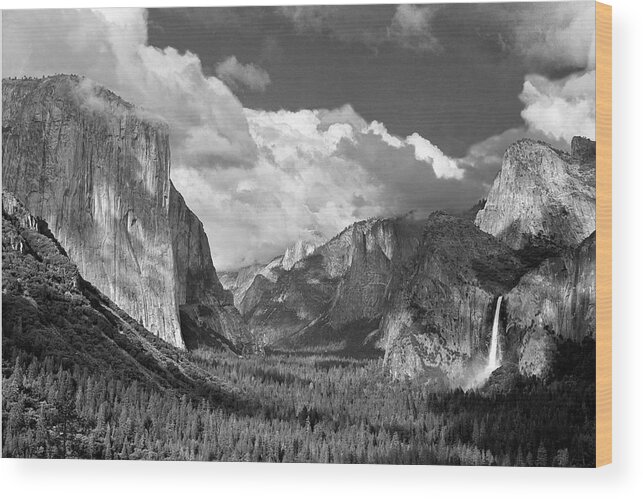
top-left (536, 441), bottom-right (548, 467)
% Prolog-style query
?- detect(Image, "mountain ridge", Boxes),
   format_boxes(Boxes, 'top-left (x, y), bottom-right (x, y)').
top-left (2, 75), bottom-right (252, 351)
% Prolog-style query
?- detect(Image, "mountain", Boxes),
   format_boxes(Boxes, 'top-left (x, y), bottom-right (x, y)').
top-left (382, 137), bottom-right (597, 385)
top-left (281, 239), bottom-right (319, 271)
top-left (238, 214), bottom-right (424, 354)
top-left (381, 212), bottom-right (527, 386)
top-left (220, 238), bottom-right (322, 308)
top-left (504, 231), bottom-right (596, 377)
top-left (475, 137), bottom-right (596, 250)
top-left (2, 190), bottom-right (230, 395)
top-left (2, 75), bottom-right (252, 352)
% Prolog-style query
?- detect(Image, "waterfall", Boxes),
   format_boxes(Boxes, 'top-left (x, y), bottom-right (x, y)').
top-left (487, 296), bottom-right (503, 372)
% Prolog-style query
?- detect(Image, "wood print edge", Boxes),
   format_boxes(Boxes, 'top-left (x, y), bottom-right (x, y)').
top-left (596, 1), bottom-right (612, 468)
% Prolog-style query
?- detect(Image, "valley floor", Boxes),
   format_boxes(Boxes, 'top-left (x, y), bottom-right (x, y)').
top-left (3, 342), bottom-right (596, 466)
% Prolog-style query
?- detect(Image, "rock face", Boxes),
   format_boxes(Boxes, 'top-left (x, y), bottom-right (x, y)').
top-left (505, 232), bottom-right (596, 376)
top-left (220, 238), bottom-right (321, 308)
top-left (2, 75), bottom-right (250, 351)
top-left (475, 138), bottom-right (595, 250)
top-left (382, 137), bottom-right (596, 384)
top-left (239, 214), bottom-right (424, 353)
top-left (169, 185), bottom-right (256, 353)
top-left (281, 239), bottom-right (319, 271)
top-left (2, 191), bottom-right (225, 391)
top-left (381, 212), bottom-right (526, 385)
top-left (2, 76), bottom-right (182, 346)
top-left (220, 257), bottom-right (281, 308)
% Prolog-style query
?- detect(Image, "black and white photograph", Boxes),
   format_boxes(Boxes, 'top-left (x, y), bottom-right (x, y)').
top-left (2, 1), bottom-right (600, 467)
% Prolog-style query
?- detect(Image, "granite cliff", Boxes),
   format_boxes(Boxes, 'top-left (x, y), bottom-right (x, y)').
top-left (169, 184), bottom-right (256, 352)
top-left (238, 214), bottom-right (424, 353)
top-left (382, 137), bottom-right (596, 384)
top-left (219, 238), bottom-right (318, 309)
top-left (2, 190), bottom-right (228, 392)
top-left (2, 75), bottom-right (251, 351)
top-left (381, 212), bottom-right (527, 386)
top-left (504, 231), bottom-right (596, 377)
top-left (475, 137), bottom-right (595, 250)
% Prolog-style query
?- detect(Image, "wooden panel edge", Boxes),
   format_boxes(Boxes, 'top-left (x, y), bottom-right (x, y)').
top-left (596, 1), bottom-right (612, 468)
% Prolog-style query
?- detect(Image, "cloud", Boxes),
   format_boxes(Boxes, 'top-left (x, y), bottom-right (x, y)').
top-left (509, 2), bottom-right (596, 75)
top-left (1, 6), bottom-right (594, 272)
top-left (278, 4), bottom-right (442, 53)
top-left (172, 107), bottom-right (381, 268)
top-left (519, 71), bottom-right (596, 143)
top-left (456, 70), bottom-right (595, 187)
top-left (170, 105), bottom-right (480, 269)
top-left (387, 5), bottom-right (442, 54)
top-left (215, 56), bottom-right (271, 92)
top-left (2, 8), bottom-right (257, 168)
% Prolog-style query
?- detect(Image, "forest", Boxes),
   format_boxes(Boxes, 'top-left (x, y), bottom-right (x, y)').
top-left (2, 339), bottom-right (596, 466)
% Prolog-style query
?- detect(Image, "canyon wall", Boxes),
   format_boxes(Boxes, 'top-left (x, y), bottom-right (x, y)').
top-left (475, 138), bottom-right (595, 250)
top-left (2, 76), bottom-right (182, 346)
top-left (381, 212), bottom-right (526, 384)
top-left (239, 215), bottom-right (424, 351)
top-left (383, 138), bottom-right (596, 383)
top-left (2, 75), bottom-right (250, 350)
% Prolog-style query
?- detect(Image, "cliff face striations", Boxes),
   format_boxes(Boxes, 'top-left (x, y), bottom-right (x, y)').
top-left (169, 184), bottom-right (255, 352)
top-left (381, 212), bottom-right (526, 385)
top-left (239, 215), bottom-right (424, 353)
top-left (2, 75), bottom-right (250, 351)
top-left (382, 138), bottom-right (597, 384)
top-left (504, 232), bottom-right (596, 377)
top-left (475, 138), bottom-right (596, 250)
top-left (2, 76), bottom-right (182, 346)
top-left (1, 190), bottom-right (226, 391)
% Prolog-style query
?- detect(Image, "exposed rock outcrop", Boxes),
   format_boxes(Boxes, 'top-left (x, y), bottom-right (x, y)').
top-left (383, 137), bottom-right (597, 383)
top-left (281, 239), bottom-right (319, 271)
top-left (220, 257), bottom-right (281, 308)
top-left (381, 212), bottom-right (526, 384)
top-left (475, 138), bottom-right (595, 250)
top-left (2, 75), bottom-right (182, 346)
top-left (2, 191), bottom-right (226, 392)
top-left (239, 214), bottom-right (424, 353)
top-left (505, 232), bottom-right (596, 376)
top-left (2, 75), bottom-right (250, 351)
top-left (220, 238), bottom-right (322, 308)
top-left (169, 184), bottom-right (256, 353)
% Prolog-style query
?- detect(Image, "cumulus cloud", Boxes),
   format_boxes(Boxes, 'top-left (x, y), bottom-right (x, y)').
top-left (456, 70), bottom-right (595, 187)
top-left (171, 105), bottom-right (479, 268)
top-left (215, 56), bottom-right (271, 92)
top-left (1, 6), bottom-right (595, 271)
top-left (387, 5), bottom-right (442, 54)
top-left (519, 71), bottom-right (596, 143)
top-left (2, 8), bottom-right (257, 168)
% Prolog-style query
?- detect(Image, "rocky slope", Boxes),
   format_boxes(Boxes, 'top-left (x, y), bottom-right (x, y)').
top-left (505, 232), bottom-right (596, 377)
top-left (239, 214), bottom-right (424, 353)
top-left (281, 239), bottom-right (319, 271)
top-left (381, 212), bottom-right (527, 386)
top-left (2, 75), bottom-right (251, 351)
top-left (1, 191), bottom-right (228, 393)
top-left (169, 184), bottom-right (256, 352)
top-left (220, 257), bottom-right (283, 308)
top-left (475, 137), bottom-right (595, 250)
top-left (220, 238), bottom-right (321, 308)
top-left (382, 137), bottom-right (596, 384)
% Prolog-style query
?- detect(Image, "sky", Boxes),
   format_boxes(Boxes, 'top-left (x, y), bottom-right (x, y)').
top-left (2, 2), bottom-right (597, 270)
